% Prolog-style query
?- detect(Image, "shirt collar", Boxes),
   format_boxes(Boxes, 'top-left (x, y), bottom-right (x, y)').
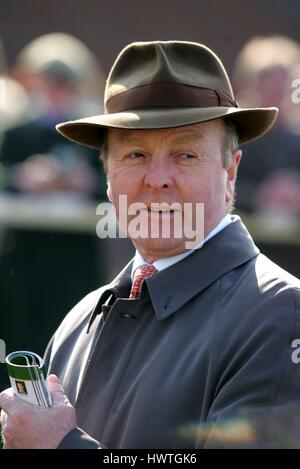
top-left (131, 213), bottom-right (232, 279)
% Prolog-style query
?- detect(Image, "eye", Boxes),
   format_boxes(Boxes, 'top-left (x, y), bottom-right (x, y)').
top-left (175, 152), bottom-right (198, 163)
top-left (180, 153), bottom-right (197, 159)
top-left (128, 151), bottom-right (146, 159)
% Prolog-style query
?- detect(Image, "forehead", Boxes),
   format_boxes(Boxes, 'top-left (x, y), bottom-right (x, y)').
top-left (107, 119), bottom-right (225, 146)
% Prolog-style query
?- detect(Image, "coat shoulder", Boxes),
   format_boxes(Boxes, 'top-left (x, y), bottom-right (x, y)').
top-left (218, 252), bottom-right (300, 342)
top-left (255, 253), bottom-right (300, 303)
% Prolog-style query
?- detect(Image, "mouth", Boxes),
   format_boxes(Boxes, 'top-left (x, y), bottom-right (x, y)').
top-left (145, 203), bottom-right (182, 214)
top-left (147, 208), bottom-right (176, 214)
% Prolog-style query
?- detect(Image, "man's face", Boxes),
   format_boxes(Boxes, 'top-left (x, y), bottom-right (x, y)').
top-left (106, 120), bottom-right (240, 262)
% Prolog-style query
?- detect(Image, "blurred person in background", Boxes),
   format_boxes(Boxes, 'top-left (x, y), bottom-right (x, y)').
top-left (1, 32), bottom-right (106, 193)
top-left (0, 74), bottom-right (31, 189)
top-left (0, 37), bottom-right (32, 391)
top-left (0, 36), bottom-right (31, 285)
top-left (0, 33), bottom-right (107, 368)
top-left (233, 35), bottom-right (300, 215)
top-left (0, 40), bottom-right (30, 388)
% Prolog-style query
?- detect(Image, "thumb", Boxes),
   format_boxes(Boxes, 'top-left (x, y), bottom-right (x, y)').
top-left (47, 373), bottom-right (60, 384)
top-left (47, 374), bottom-right (69, 406)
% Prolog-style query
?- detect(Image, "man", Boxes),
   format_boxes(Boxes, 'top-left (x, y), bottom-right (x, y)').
top-left (1, 40), bottom-right (300, 449)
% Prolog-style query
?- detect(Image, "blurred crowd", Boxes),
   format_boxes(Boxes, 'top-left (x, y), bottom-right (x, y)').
top-left (1, 32), bottom-right (300, 360)
top-left (2, 33), bottom-right (300, 214)
top-left (0, 33), bottom-right (108, 361)
top-left (233, 35), bottom-right (300, 215)
top-left (0, 32), bottom-right (106, 197)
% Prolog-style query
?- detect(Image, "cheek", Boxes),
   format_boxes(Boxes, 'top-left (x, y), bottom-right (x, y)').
top-left (191, 172), bottom-right (227, 216)
top-left (186, 170), bottom-right (226, 200)
top-left (107, 171), bottom-right (140, 209)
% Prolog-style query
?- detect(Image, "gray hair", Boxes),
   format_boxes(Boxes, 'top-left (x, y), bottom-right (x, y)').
top-left (223, 119), bottom-right (239, 169)
top-left (99, 130), bottom-right (108, 172)
top-left (223, 119), bottom-right (241, 212)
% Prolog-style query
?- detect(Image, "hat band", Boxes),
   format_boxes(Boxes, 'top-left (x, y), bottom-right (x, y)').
top-left (105, 83), bottom-right (238, 113)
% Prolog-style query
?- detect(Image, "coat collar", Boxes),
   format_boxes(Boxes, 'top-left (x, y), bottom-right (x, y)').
top-left (88, 216), bottom-right (259, 327)
top-left (87, 260), bottom-right (133, 332)
top-left (145, 216), bottom-right (259, 319)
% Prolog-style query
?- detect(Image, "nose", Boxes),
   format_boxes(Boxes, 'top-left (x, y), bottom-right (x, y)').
top-left (144, 159), bottom-right (174, 191)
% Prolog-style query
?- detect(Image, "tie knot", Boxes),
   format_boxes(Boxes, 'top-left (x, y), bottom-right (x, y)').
top-left (129, 264), bottom-right (158, 299)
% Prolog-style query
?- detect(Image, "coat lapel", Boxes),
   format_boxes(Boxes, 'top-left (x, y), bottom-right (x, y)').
top-left (146, 217), bottom-right (259, 319)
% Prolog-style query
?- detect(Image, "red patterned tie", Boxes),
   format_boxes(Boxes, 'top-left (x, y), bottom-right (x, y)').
top-left (129, 264), bottom-right (158, 299)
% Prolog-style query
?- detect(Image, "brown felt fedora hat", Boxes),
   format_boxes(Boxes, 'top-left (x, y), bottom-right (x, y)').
top-left (56, 40), bottom-right (278, 148)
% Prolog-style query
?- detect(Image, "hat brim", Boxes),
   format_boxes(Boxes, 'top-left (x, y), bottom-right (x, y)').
top-left (56, 106), bottom-right (278, 149)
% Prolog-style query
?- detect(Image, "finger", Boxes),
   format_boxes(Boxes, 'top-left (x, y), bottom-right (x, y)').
top-left (47, 374), bottom-right (69, 406)
top-left (0, 388), bottom-right (14, 413)
top-left (0, 408), bottom-right (7, 428)
top-left (47, 374), bottom-right (60, 384)
top-left (0, 410), bottom-right (12, 449)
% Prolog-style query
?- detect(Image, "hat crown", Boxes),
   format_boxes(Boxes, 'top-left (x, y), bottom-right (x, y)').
top-left (104, 41), bottom-right (234, 111)
top-left (56, 40), bottom-right (278, 149)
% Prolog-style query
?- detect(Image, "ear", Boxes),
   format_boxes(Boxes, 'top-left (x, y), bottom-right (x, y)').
top-left (106, 180), bottom-right (113, 203)
top-left (226, 149), bottom-right (242, 203)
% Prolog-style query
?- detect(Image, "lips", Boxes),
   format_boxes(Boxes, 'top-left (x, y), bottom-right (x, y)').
top-left (145, 202), bottom-right (182, 213)
top-left (147, 208), bottom-right (176, 213)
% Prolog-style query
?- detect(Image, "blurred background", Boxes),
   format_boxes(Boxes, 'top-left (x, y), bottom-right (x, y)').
top-left (1, 0), bottom-right (300, 390)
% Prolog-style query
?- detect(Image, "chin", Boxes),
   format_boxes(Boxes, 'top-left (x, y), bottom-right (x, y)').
top-left (133, 237), bottom-right (188, 260)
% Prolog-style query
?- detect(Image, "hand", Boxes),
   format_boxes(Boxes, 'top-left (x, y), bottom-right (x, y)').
top-left (0, 374), bottom-right (77, 449)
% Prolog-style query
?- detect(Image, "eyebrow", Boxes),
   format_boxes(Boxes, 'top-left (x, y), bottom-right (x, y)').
top-left (116, 133), bottom-right (145, 145)
top-left (115, 129), bottom-right (204, 146)
top-left (170, 132), bottom-right (204, 146)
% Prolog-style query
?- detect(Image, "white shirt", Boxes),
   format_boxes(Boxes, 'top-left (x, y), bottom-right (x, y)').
top-left (131, 214), bottom-right (233, 279)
